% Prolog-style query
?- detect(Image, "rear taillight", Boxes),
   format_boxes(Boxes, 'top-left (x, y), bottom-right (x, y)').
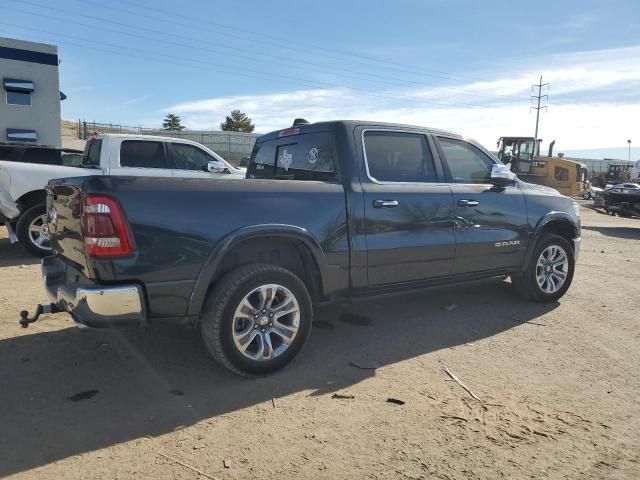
top-left (81, 195), bottom-right (133, 258)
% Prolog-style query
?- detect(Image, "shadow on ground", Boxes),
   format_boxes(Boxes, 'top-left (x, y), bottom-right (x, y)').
top-left (581, 225), bottom-right (640, 240)
top-left (0, 237), bottom-right (40, 267)
top-left (0, 281), bottom-right (556, 477)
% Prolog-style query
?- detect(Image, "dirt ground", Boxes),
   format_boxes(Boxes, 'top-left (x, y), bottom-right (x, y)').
top-left (0, 205), bottom-right (638, 479)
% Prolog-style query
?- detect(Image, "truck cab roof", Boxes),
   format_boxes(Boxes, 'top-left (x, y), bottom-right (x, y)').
top-left (256, 120), bottom-right (464, 142)
top-left (95, 133), bottom-right (187, 143)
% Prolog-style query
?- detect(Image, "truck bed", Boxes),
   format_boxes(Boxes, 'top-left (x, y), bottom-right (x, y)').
top-left (46, 175), bottom-right (350, 318)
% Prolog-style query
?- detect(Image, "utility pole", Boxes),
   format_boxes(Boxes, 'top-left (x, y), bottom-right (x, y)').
top-left (628, 139), bottom-right (632, 162)
top-left (531, 75), bottom-right (549, 154)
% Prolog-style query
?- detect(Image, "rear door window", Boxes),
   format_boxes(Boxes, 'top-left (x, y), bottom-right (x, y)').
top-left (120, 140), bottom-right (166, 169)
top-left (248, 132), bottom-right (336, 181)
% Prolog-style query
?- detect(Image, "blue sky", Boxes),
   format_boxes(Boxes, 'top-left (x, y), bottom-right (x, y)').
top-left (2, 0), bottom-right (640, 159)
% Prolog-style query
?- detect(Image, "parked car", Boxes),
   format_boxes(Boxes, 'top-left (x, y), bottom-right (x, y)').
top-left (605, 182), bottom-right (640, 193)
top-left (581, 184), bottom-right (603, 200)
top-left (0, 134), bottom-right (243, 256)
top-left (29, 120), bottom-right (580, 376)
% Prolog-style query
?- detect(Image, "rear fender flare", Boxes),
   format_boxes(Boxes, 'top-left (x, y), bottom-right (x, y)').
top-left (521, 212), bottom-right (578, 270)
top-left (187, 224), bottom-right (327, 316)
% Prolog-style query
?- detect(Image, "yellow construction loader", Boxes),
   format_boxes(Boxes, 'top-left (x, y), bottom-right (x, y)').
top-left (497, 136), bottom-right (588, 198)
top-left (590, 164), bottom-right (631, 188)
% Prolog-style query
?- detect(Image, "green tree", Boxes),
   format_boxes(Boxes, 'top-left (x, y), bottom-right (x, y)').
top-left (220, 110), bottom-right (255, 133)
top-left (162, 113), bottom-right (186, 131)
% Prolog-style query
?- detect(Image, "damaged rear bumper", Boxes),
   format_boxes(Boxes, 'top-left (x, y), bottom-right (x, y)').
top-left (42, 255), bottom-right (147, 327)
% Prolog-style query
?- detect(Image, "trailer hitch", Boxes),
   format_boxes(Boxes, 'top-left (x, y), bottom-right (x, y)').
top-left (19, 303), bottom-right (62, 328)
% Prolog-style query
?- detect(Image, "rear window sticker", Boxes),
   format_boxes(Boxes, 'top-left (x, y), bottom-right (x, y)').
top-left (279, 149), bottom-right (293, 171)
top-left (307, 147), bottom-right (319, 165)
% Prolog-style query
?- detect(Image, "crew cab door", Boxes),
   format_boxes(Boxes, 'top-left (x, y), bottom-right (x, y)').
top-left (167, 141), bottom-right (236, 178)
top-left (433, 135), bottom-right (528, 275)
top-left (360, 129), bottom-right (455, 286)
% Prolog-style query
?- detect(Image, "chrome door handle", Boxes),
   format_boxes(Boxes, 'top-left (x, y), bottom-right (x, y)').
top-left (373, 199), bottom-right (399, 208)
top-left (458, 199), bottom-right (479, 207)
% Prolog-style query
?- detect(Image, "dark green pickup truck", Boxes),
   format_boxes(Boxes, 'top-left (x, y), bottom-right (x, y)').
top-left (24, 120), bottom-right (580, 376)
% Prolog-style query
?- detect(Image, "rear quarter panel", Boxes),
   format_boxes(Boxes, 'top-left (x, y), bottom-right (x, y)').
top-left (80, 176), bottom-right (349, 317)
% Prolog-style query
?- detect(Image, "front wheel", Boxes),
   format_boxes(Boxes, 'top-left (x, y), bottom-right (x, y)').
top-left (200, 263), bottom-right (313, 376)
top-left (581, 191), bottom-right (592, 200)
top-left (16, 204), bottom-right (53, 257)
top-left (512, 234), bottom-right (575, 303)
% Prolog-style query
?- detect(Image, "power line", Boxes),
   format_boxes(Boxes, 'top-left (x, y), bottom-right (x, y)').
top-left (5, 0), bottom-right (528, 104)
top-left (0, 17), bottom-right (523, 109)
top-left (15, 3), bottom-right (627, 117)
top-left (113, 0), bottom-right (508, 86)
top-left (0, 23), bottom-right (514, 111)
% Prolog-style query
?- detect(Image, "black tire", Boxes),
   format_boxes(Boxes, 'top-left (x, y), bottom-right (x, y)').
top-left (16, 204), bottom-right (53, 258)
top-left (512, 233), bottom-right (575, 303)
top-left (581, 191), bottom-right (591, 200)
top-left (200, 263), bottom-right (313, 376)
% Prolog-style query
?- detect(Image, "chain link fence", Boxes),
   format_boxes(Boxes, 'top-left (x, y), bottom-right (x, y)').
top-left (77, 120), bottom-right (260, 165)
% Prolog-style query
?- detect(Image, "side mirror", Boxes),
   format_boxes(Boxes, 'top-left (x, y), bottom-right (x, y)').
top-left (207, 160), bottom-right (228, 174)
top-left (490, 164), bottom-right (517, 187)
top-left (239, 157), bottom-right (249, 167)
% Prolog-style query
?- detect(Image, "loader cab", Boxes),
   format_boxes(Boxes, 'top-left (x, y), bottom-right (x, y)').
top-left (608, 164), bottom-right (632, 184)
top-left (497, 137), bottom-right (536, 174)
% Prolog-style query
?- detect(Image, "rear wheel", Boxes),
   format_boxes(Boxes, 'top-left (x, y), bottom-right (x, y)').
top-left (200, 263), bottom-right (313, 376)
top-left (16, 204), bottom-right (52, 257)
top-left (512, 234), bottom-right (575, 303)
top-left (581, 191), bottom-right (592, 200)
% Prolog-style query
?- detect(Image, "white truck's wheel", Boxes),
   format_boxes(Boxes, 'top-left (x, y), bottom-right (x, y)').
top-left (16, 204), bottom-right (53, 257)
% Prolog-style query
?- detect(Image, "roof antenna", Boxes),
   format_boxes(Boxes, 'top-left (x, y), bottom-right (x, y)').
top-left (292, 118), bottom-right (309, 126)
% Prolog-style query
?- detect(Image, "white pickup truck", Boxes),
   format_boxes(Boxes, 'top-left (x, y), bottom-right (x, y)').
top-left (0, 134), bottom-right (244, 256)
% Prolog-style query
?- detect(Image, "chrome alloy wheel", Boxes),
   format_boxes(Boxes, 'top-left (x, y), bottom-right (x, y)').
top-left (28, 214), bottom-right (52, 251)
top-left (535, 245), bottom-right (569, 294)
top-left (232, 284), bottom-right (300, 361)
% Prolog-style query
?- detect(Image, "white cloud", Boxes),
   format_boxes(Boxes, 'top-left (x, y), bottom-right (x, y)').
top-left (164, 45), bottom-right (640, 153)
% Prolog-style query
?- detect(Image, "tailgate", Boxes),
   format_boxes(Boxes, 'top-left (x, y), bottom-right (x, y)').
top-left (46, 178), bottom-right (88, 271)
